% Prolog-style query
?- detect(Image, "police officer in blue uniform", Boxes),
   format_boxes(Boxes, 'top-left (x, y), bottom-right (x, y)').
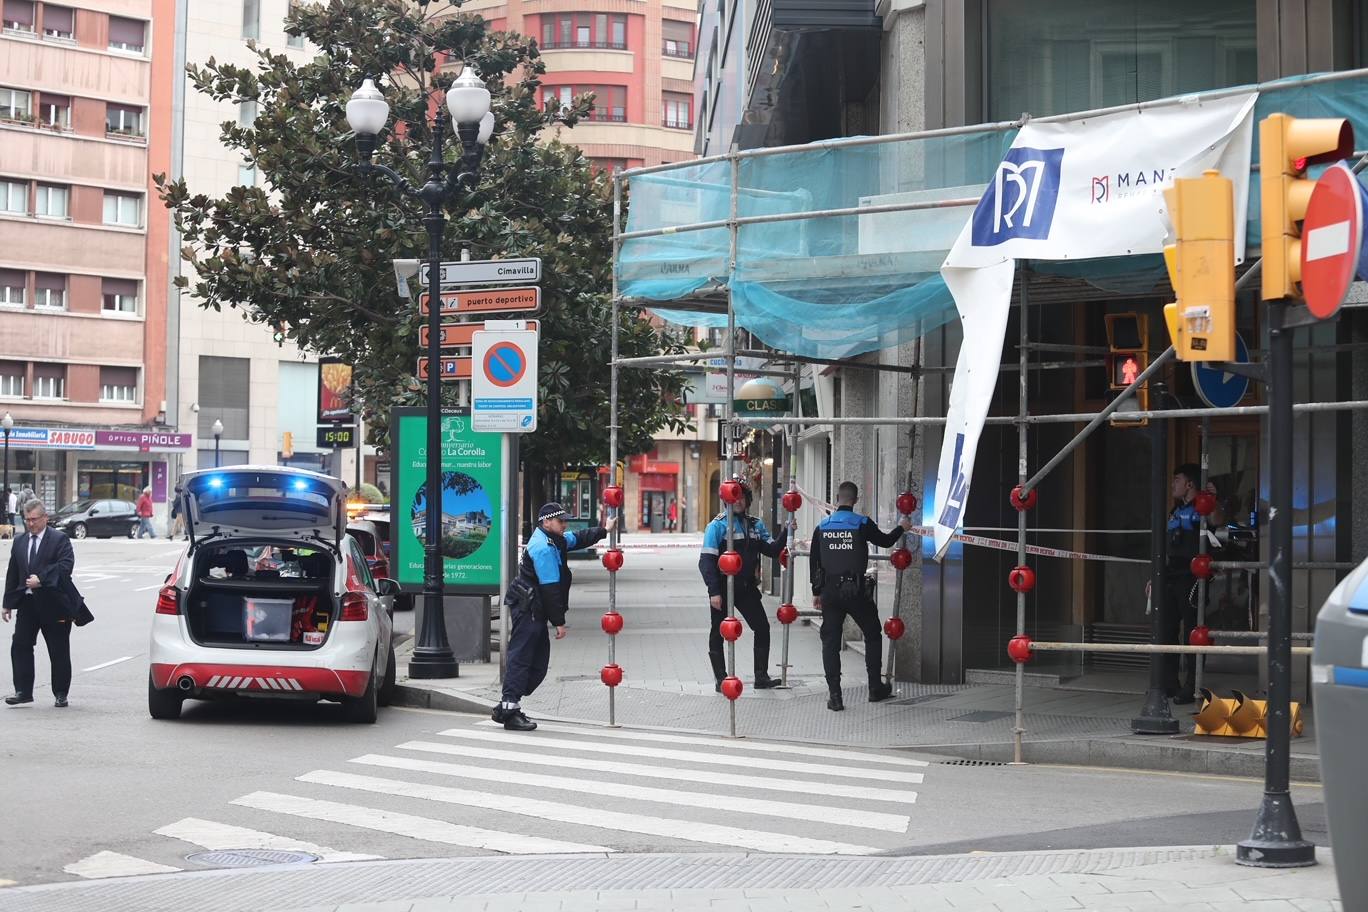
top-left (496, 502), bottom-right (614, 731)
top-left (809, 481), bottom-right (912, 711)
top-left (699, 477), bottom-right (786, 690)
top-left (1164, 464), bottom-right (1222, 705)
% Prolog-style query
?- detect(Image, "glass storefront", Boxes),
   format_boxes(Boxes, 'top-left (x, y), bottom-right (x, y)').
top-left (3, 449), bottom-right (64, 510)
top-left (77, 461), bottom-right (148, 502)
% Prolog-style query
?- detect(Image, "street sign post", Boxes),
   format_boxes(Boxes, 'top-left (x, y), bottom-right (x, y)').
top-left (471, 326), bottom-right (539, 433)
top-left (419, 287), bottom-right (541, 317)
top-left (420, 319), bottom-right (539, 348)
top-left (1192, 331), bottom-right (1251, 409)
top-left (316, 425), bottom-right (356, 448)
top-left (1301, 162), bottom-right (1367, 321)
top-left (419, 258), bottom-right (541, 287)
top-left (417, 356), bottom-right (472, 380)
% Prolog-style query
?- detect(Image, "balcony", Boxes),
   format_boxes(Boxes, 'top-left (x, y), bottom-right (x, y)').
top-left (540, 39), bottom-right (627, 51)
top-left (662, 43), bottom-right (693, 59)
top-left (663, 117), bottom-right (693, 130)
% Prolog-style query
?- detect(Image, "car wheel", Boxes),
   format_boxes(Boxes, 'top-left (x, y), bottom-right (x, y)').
top-left (378, 645), bottom-right (398, 707)
top-left (148, 676), bottom-right (184, 720)
top-left (129, 522), bottom-right (139, 538)
top-left (70, 522), bottom-right (87, 540)
top-left (342, 659), bottom-right (379, 724)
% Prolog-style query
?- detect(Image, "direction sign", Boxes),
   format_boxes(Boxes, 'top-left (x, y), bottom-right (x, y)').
top-left (1192, 331), bottom-right (1251, 409)
top-left (471, 328), bottom-right (539, 433)
top-left (419, 258), bottom-right (541, 287)
top-left (417, 356), bottom-right (472, 381)
top-left (420, 319), bottom-right (540, 348)
top-left (419, 287), bottom-right (541, 317)
top-left (316, 425), bottom-right (356, 448)
top-left (1301, 162), bottom-right (1367, 320)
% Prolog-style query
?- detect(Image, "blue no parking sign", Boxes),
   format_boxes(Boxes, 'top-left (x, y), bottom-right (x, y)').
top-left (1192, 331), bottom-right (1250, 409)
top-left (471, 326), bottom-right (539, 433)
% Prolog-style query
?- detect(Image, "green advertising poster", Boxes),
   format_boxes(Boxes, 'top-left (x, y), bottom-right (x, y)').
top-left (391, 408), bottom-right (506, 594)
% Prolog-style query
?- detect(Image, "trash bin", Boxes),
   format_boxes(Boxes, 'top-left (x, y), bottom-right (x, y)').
top-left (1311, 557), bottom-right (1368, 908)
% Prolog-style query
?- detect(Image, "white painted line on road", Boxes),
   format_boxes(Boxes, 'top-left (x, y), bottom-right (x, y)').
top-left (299, 769), bottom-right (879, 856)
top-left (437, 729), bottom-right (925, 784)
top-left (135, 583), bottom-right (164, 591)
top-left (483, 719), bottom-right (930, 767)
top-left (232, 791), bottom-right (612, 855)
top-left (155, 817), bottom-right (381, 863)
top-left (63, 851), bottom-right (180, 879)
top-left (349, 753), bottom-right (910, 833)
top-left (82, 656), bottom-right (135, 672)
top-left (398, 740), bottom-right (919, 803)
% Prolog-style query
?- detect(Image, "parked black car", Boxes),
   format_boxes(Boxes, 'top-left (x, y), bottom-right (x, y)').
top-left (52, 499), bottom-right (139, 540)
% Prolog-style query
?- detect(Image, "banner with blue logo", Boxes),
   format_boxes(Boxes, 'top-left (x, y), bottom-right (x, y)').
top-left (931, 93), bottom-right (1258, 561)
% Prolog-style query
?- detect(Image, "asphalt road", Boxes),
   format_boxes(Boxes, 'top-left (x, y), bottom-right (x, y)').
top-left (0, 540), bottom-right (1327, 891)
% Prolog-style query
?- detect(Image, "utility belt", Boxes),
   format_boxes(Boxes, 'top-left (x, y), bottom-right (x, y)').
top-left (830, 572), bottom-right (874, 603)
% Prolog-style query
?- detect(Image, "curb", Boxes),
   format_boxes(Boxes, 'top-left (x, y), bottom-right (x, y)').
top-left (391, 683), bottom-right (496, 715)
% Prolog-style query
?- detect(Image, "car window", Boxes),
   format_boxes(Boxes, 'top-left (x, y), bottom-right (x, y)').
top-left (350, 529), bottom-right (376, 555)
top-left (92, 500), bottom-right (112, 513)
top-left (115, 500), bottom-right (135, 513)
top-left (348, 539), bottom-right (375, 591)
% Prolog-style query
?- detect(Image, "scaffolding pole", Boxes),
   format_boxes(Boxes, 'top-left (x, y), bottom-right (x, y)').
top-left (1013, 270), bottom-right (1029, 765)
top-left (724, 148), bottom-right (740, 739)
top-left (1195, 418), bottom-right (1210, 697)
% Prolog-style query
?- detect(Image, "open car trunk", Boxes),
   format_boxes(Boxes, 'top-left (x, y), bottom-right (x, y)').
top-left (185, 542), bottom-right (338, 650)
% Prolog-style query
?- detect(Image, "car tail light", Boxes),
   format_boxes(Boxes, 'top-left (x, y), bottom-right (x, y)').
top-left (340, 591), bottom-right (369, 622)
top-left (155, 585), bottom-right (180, 615)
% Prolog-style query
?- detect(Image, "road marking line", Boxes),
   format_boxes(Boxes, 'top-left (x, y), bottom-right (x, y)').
top-left (63, 851), bottom-right (180, 879)
top-left (300, 770), bottom-right (879, 855)
top-left (155, 817), bottom-right (381, 863)
top-left (437, 729), bottom-right (924, 784)
top-left (231, 791), bottom-right (612, 855)
top-left (349, 753), bottom-right (910, 833)
top-left (82, 656), bottom-right (134, 672)
top-left (483, 720), bottom-right (930, 767)
top-left (0, 879), bottom-right (14, 886)
top-left (398, 741), bottom-right (918, 803)
top-left (135, 583), bottom-right (164, 591)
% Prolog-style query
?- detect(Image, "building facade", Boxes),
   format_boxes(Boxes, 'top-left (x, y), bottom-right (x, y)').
top-left (448, 0), bottom-right (698, 170)
top-left (0, 0), bottom-right (183, 513)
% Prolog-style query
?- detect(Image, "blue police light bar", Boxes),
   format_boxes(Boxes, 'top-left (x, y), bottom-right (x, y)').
top-left (207, 477), bottom-right (224, 490)
top-left (292, 479), bottom-right (308, 491)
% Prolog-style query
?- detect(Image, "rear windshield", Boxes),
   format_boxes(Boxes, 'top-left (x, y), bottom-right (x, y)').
top-left (197, 542), bottom-right (333, 582)
top-left (187, 472), bottom-right (331, 523)
top-left (349, 529), bottom-right (377, 555)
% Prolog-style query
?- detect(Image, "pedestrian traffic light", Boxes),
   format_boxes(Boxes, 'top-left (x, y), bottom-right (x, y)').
top-left (1161, 170), bottom-right (1235, 362)
top-left (1104, 313), bottom-right (1149, 427)
top-left (1259, 113), bottom-right (1354, 301)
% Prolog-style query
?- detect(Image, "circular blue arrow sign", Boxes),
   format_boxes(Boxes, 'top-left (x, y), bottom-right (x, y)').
top-left (1192, 331), bottom-right (1250, 409)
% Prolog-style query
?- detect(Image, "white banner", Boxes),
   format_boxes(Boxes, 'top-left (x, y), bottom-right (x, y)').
top-left (931, 93), bottom-right (1258, 560)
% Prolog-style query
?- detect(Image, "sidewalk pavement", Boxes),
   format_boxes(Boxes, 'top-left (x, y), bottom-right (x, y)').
top-left (0, 846), bottom-right (1342, 911)
top-left (396, 543), bottom-right (1321, 781)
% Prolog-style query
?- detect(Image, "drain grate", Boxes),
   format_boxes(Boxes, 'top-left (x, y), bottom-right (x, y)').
top-left (937, 758), bottom-right (1009, 767)
top-left (186, 849), bottom-right (319, 868)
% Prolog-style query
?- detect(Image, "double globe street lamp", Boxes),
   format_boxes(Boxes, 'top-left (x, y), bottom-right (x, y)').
top-left (346, 68), bottom-right (494, 679)
top-left (2, 412), bottom-right (13, 524)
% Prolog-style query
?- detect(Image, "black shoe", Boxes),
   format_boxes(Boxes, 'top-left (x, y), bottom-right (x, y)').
top-left (4, 693), bottom-right (33, 706)
top-left (714, 680), bottom-right (723, 693)
top-left (828, 694), bottom-right (845, 712)
top-left (868, 682), bottom-right (894, 703)
top-left (503, 710), bottom-right (537, 732)
top-left (491, 705), bottom-right (508, 724)
top-left (754, 674), bottom-right (782, 689)
top-left (1172, 691), bottom-right (1196, 705)
top-left (54, 694), bottom-right (68, 708)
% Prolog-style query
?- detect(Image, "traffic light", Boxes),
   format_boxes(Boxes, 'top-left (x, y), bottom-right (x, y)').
top-left (1259, 113), bottom-right (1353, 301)
top-left (1161, 170), bottom-right (1235, 362)
top-left (1104, 313), bottom-right (1148, 427)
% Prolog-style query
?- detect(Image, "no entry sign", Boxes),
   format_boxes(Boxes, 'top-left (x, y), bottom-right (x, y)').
top-left (471, 326), bottom-right (539, 433)
top-left (1301, 162), bottom-right (1368, 320)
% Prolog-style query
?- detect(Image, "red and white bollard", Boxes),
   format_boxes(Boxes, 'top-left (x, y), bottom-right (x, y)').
top-left (601, 485), bottom-right (624, 725)
top-left (882, 490), bottom-right (917, 687)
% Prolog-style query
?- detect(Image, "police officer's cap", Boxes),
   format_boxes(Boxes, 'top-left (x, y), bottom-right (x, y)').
top-left (538, 502), bottom-right (568, 521)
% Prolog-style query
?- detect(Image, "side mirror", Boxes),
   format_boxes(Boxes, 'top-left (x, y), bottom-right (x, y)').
top-left (375, 578), bottom-right (401, 598)
top-left (88, 508), bottom-right (100, 515)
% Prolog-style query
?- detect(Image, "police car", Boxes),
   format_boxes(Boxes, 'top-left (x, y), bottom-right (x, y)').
top-left (147, 467), bottom-right (397, 723)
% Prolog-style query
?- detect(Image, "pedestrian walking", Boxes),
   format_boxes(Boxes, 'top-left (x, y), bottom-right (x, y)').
top-left (135, 486), bottom-right (156, 539)
top-left (3, 499), bottom-right (81, 707)
top-left (496, 502), bottom-right (615, 732)
top-left (699, 476), bottom-right (786, 692)
top-left (168, 486), bottom-right (184, 540)
top-left (809, 481), bottom-right (912, 711)
top-left (1163, 464), bottom-right (1222, 704)
top-left (667, 499), bottom-right (678, 532)
top-left (3, 487), bottom-right (15, 535)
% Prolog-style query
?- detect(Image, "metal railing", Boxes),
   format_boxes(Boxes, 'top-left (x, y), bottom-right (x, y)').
top-left (539, 39), bottom-right (627, 51)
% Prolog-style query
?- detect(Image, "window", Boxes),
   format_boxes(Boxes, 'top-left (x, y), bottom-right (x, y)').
top-left (663, 93), bottom-right (692, 129)
top-left (238, 99), bottom-right (257, 128)
top-left (663, 20), bottom-right (693, 57)
top-left (32, 364), bottom-right (65, 400)
top-left (101, 278), bottom-right (138, 313)
top-left (41, 4), bottom-right (72, 40)
top-left (3, 0), bottom-right (34, 33)
top-left (106, 104), bottom-right (144, 137)
top-left (238, 163), bottom-right (256, 186)
top-left (547, 85), bottom-right (626, 121)
top-left (34, 272), bottom-right (65, 309)
top-left (541, 13), bottom-right (627, 49)
top-left (102, 192), bottom-right (141, 227)
top-left (34, 183), bottom-right (67, 219)
top-left (0, 363), bottom-right (22, 397)
top-left (1, 179), bottom-right (25, 214)
top-left (285, 0), bottom-right (303, 47)
top-left (99, 367), bottom-right (138, 403)
top-left (0, 269), bottom-right (24, 305)
top-left (107, 15), bottom-right (145, 53)
top-left (242, 0), bottom-right (259, 39)
top-left (0, 87), bottom-right (33, 122)
top-left (39, 93), bottom-right (70, 128)
top-left (198, 355), bottom-right (250, 440)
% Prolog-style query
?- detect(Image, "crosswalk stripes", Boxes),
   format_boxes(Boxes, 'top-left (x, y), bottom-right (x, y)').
top-left (63, 851), bottom-right (181, 879)
top-left (155, 818), bottom-right (382, 862)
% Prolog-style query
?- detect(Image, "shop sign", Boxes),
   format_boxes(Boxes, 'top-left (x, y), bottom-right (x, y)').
top-left (12, 428), bottom-right (96, 449)
top-left (95, 431), bottom-right (194, 451)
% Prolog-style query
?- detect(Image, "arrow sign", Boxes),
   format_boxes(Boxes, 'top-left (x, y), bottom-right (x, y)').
top-left (421, 319), bottom-right (539, 348)
top-left (1192, 331), bottom-right (1251, 409)
top-left (419, 258), bottom-right (541, 287)
top-left (416, 356), bottom-right (472, 381)
top-left (419, 287), bottom-right (541, 317)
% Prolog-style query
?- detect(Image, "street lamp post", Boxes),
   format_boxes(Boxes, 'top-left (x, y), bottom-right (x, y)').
top-left (347, 69), bottom-right (494, 680)
top-left (2, 412), bottom-right (12, 525)
top-left (212, 419), bottom-right (224, 468)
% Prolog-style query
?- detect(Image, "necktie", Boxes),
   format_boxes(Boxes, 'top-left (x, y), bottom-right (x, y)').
top-left (26, 534), bottom-right (37, 594)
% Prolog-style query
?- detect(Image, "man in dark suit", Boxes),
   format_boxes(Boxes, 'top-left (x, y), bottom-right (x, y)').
top-left (3, 498), bottom-right (76, 707)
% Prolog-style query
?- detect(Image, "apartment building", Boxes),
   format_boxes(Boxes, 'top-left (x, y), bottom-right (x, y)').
top-left (0, 0), bottom-right (183, 510)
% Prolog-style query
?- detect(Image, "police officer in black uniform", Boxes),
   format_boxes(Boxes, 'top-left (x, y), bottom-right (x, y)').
top-left (1163, 464), bottom-right (1221, 705)
top-left (809, 481), bottom-right (912, 711)
top-left (699, 476), bottom-right (786, 691)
